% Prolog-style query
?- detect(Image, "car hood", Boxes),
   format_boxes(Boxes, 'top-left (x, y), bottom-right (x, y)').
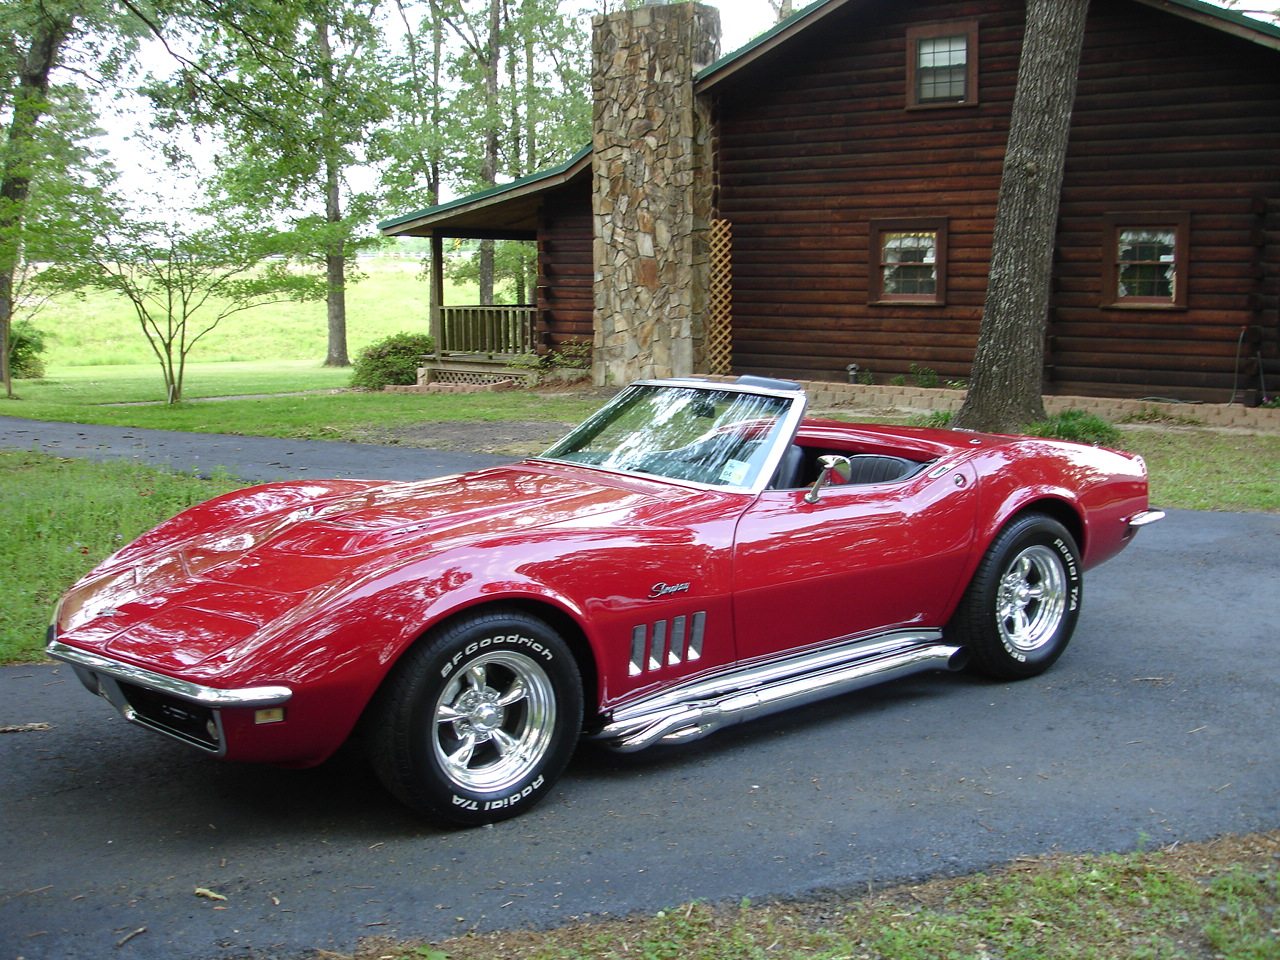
top-left (55, 463), bottom-right (668, 671)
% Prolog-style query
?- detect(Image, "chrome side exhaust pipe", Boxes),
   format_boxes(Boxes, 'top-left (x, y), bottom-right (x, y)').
top-left (593, 631), bottom-right (967, 753)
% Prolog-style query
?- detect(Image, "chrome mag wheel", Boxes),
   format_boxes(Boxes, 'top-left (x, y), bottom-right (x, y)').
top-left (368, 609), bottom-right (583, 825)
top-left (949, 513), bottom-right (1082, 680)
top-left (995, 544), bottom-right (1068, 654)
top-left (432, 651), bottom-right (557, 794)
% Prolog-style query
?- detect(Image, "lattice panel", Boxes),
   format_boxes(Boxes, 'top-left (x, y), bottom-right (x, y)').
top-left (431, 369), bottom-right (521, 386)
top-left (707, 219), bottom-right (734, 376)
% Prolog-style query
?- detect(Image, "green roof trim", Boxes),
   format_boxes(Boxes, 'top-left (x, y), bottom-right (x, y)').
top-left (377, 144), bottom-right (592, 233)
top-left (696, 0), bottom-right (842, 83)
top-left (697, 0), bottom-right (1279, 85)
top-left (1153, 0), bottom-right (1280, 41)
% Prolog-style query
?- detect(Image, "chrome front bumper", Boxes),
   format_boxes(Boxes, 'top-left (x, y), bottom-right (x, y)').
top-left (47, 633), bottom-right (292, 755)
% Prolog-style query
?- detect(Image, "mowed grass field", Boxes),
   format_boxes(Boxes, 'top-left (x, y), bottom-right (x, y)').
top-left (38, 254), bottom-right (450, 368)
top-left (10, 254), bottom-right (602, 432)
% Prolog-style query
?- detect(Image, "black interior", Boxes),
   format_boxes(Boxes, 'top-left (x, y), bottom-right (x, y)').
top-left (770, 445), bottom-right (932, 489)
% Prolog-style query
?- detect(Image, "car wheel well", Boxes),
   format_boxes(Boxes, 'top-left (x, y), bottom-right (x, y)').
top-left (1009, 499), bottom-right (1085, 556)
top-left (497, 599), bottom-right (599, 720)
top-left (367, 599), bottom-right (600, 734)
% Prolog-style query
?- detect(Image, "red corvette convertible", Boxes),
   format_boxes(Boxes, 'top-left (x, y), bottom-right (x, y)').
top-left (49, 377), bottom-right (1162, 824)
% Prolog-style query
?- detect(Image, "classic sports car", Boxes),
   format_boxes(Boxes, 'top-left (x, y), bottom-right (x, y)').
top-left (49, 377), bottom-right (1162, 825)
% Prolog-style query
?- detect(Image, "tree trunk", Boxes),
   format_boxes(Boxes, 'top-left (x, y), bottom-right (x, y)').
top-left (952, 0), bottom-right (1090, 434)
top-left (323, 152), bottom-right (349, 367)
top-left (523, 27), bottom-right (538, 309)
top-left (478, 0), bottom-right (502, 305)
top-left (430, 2), bottom-right (444, 208)
top-left (1, 12), bottom-right (73, 398)
top-left (317, 17), bottom-right (349, 367)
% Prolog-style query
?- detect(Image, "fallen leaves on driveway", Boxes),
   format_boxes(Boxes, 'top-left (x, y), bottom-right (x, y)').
top-left (0, 722), bottom-right (51, 733)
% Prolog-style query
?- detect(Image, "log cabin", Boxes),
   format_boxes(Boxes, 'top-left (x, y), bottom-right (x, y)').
top-left (380, 0), bottom-right (1280, 404)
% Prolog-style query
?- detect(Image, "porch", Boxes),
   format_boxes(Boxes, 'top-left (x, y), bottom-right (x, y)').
top-left (378, 148), bottom-right (596, 388)
top-left (420, 303), bottom-right (539, 386)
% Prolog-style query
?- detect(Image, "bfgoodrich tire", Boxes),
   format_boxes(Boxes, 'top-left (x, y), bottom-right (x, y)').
top-left (948, 513), bottom-right (1082, 680)
top-left (368, 608), bottom-right (583, 826)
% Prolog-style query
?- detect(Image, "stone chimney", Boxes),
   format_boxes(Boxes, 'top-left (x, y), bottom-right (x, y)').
top-left (590, 2), bottom-right (721, 386)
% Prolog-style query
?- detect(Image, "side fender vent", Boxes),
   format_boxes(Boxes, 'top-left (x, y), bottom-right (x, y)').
top-left (630, 612), bottom-right (707, 676)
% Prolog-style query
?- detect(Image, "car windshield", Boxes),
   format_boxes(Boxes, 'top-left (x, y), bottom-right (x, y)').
top-left (540, 382), bottom-right (796, 490)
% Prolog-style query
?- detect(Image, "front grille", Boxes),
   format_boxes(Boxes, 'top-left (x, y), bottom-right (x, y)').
top-left (117, 681), bottom-right (220, 752)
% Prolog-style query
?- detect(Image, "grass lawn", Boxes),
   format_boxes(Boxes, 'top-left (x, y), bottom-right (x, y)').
top-left (13, 359), bottom-right (353, 405)
top-left (35, 255), bottom-right (469, 368)
top-left (6, 360), bottom-right (603, 441)
top-left (400, 832), bottom-right (1279, 960)
top-left (0, 451), bottom-right (242, 663)
top-left (1127, 426), bottom-right (1280, 514)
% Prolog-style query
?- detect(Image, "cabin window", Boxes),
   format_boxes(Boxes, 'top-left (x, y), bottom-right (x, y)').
top-left (907, 21), bottom-right (978, 108)
top-left (1102, 213), bottom-right (1189, 309)
top-left (870, 219), bottom-right (948, 305)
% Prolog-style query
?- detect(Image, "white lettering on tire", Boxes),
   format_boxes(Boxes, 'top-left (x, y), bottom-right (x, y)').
top-left (440, 633), bottom-right (554, 678)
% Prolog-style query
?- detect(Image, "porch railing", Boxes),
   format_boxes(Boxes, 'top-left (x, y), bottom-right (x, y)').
top-left (437, 305), bottom-right (537, 359)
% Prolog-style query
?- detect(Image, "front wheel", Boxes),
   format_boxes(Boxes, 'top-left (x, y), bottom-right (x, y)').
top-left (368, 608), bottom-right (583, 825)
top-left (948, 513), bottom-right (1082, 680)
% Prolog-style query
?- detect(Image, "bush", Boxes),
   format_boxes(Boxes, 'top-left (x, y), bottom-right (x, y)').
top-left (909, 363), bottom-right (939, 389)
top-left (1025, 409), bottom-right (1122, 447)
top-left (546, 337), bottom-right (592, 370)
top-left (350, 332), bottom-right (435, 390)
top-left (506, 337), bottom-right (592, 382)
top-left (8, 321), bottom-right (47, 379)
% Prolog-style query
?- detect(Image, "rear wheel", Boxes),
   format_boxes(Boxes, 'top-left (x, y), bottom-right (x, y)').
top-left (368, 608), bottom-right (583, 825)
top-left (949, 513), bottom-right (1082, 679)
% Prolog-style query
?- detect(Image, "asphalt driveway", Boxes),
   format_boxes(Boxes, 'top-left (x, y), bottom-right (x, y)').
top-left (0, 416), bottom-right (507, 482)
top-left (1, 418), bottom-right (1277, 960)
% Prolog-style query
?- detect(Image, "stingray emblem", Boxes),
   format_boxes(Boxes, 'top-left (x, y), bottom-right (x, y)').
top-left (648, 581), bottom-right (691, 600)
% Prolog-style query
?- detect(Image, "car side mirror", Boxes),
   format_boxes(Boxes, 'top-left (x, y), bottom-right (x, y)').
top-left (804, 454), bottom-right (852, 504)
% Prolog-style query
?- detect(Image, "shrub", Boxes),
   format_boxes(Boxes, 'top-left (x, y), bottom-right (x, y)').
top-left (8, 321), bottom-right (47, 379)
top-left (1026, 409), bottom-right (1122, 447)
top-left (909, 363), bottom-right (939, 389)
top-left (506, 338), bottom-right (592, 381)
top-left (350, 332), bottom-right (435, 390)
top-left (546, 337), bottom-right (592, 370)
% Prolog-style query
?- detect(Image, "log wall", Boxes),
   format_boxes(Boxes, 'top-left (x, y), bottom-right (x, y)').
top-left (536, 185), bottom-right (595, 352)
top-left (712, 0), bottom-right (1280, 402)
top-left (1053, 2), bottom-right (1280, 400)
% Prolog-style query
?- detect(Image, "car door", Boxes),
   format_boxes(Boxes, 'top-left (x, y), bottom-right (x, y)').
top-left (730, 461), bottom-right (979, 664)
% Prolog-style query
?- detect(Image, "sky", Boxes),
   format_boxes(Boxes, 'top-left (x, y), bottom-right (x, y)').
top-left (714, 0), bottom-right (787, 52)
